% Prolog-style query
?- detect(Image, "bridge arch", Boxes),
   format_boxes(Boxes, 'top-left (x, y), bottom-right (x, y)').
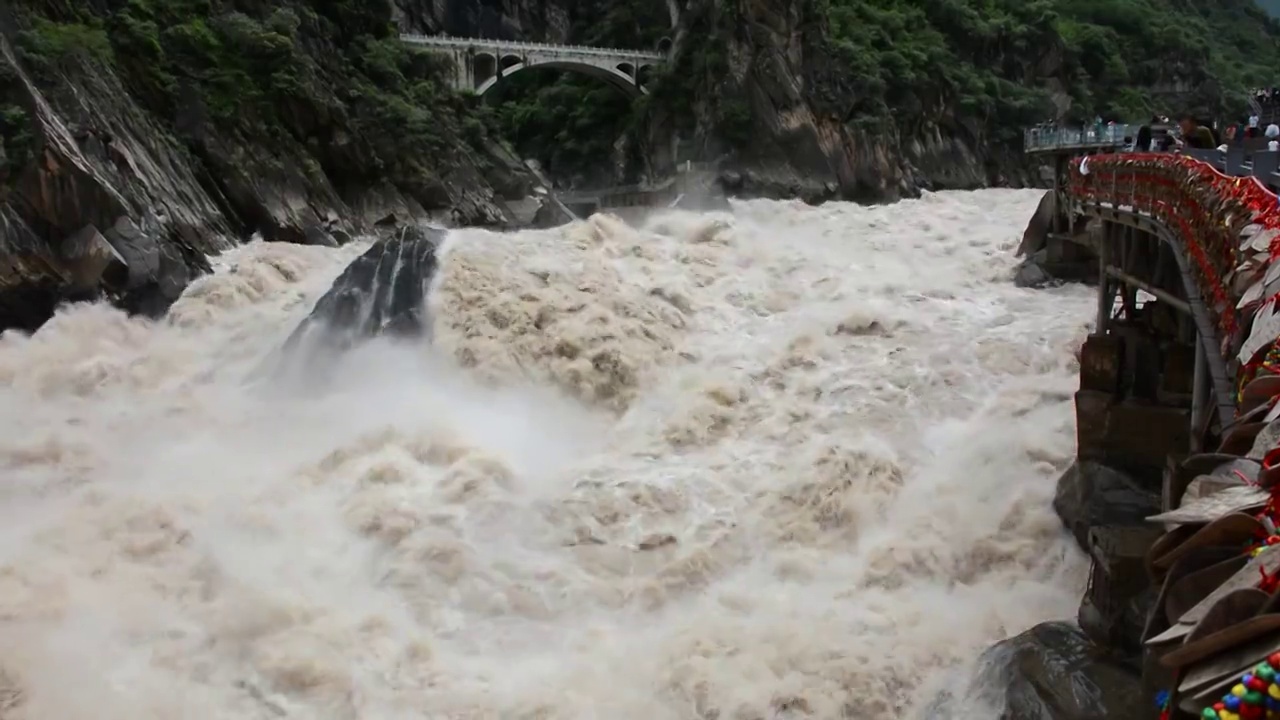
top-left (473, 52), bottom-right (497, 89)
top-left (473, 59), bottom-right (647, 97)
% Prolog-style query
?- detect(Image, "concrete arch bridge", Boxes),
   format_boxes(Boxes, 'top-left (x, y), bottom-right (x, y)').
top-left (1022, 128), bottom-right (1280, 719)
top-left (400, 34), bottom-right (666, 97)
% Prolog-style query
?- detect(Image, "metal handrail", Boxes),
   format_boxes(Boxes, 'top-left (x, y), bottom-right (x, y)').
top-left (399, 33), bottom-right (665, 60)
top-left (1024, 124), bottom-right (1137, 151)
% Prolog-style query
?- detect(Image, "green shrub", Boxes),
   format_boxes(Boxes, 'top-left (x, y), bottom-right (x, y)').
top-left (16, 18), bottom-right (114, 74)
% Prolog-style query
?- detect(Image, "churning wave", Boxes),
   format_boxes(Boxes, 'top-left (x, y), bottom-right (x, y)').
top-left (0, 190), bottom-right (1093, 719)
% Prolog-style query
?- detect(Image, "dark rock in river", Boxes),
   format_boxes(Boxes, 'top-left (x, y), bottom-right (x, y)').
top-left (925, 623), bottom-right (1145, 720)
top-left (284, 225), bottom-right (443, 354)
top-left (986, 622), bottom-right (1145, 720)
top-left (1014, 251), bottom-right (1054, 289)
top-left (1053, 460), bottom-right (1160, 552)
top-left (1017, 191), bottom-right (1057, 258)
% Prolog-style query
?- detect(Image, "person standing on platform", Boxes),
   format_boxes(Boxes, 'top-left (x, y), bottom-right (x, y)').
top-left (1177, 115), bottom-right (1216, 149)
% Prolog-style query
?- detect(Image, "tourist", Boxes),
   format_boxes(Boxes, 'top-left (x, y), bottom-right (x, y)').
top-left (1134, 124), bottom-right (1153, 152)
top-left (1177, 115), bottom-right (1216, 149)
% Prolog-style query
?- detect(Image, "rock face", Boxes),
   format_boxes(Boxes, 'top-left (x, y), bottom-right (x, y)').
top-left (1014, 255), bottom-right (1054, 289)
top-left (284, 225), bottom-right (443, 354)
top-left (0, 30), bottom-right (225, 330)
top-left (973, 622), bottom-right (1146, 720)
top-left (0, 2), bottom-right (533, 333)
top-left (1052, 460), bottom-right (1160, 552)
top-left (623, 0), bottom-right (1058, 202)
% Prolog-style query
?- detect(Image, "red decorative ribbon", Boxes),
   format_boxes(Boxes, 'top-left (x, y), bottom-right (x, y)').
top-left (1065, 152), bottom-right (1277, 337)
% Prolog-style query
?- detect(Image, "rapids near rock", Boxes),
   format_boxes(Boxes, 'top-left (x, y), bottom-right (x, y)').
top-left (0, 190), bottom-right (1094, 719)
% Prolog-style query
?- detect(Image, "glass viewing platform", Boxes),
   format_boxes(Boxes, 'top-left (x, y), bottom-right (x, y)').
top-left (1024, 124), bottom-right (1136, 152)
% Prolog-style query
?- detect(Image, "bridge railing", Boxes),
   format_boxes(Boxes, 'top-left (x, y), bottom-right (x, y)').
top-left (1066, 150), bottom-right (1280, 347)
top-left (1178, 147), bottom-right (1280, 190)
top-left (1025, 124), bottom-right (1137, 151)
top-left (399, 34), bottom-right (664, 60)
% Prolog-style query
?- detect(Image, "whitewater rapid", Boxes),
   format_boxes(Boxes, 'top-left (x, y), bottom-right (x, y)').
top-left (0, 190), bottom-right (1093, 719)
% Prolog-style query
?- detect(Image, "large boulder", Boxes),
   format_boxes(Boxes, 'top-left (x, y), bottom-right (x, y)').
top-left (924, 623), bottom-right (1146, 719)
top-left (984, 622), bottom-right (1146, 720)
top-left (1053, 460), bottom-right (1160, 551)
top-left (1014, 249), bottom-right (1054, 288)
top-left (284, 225), bottom-right (443, 354)
top-left (1017, 190), bottom-right (1057, 257)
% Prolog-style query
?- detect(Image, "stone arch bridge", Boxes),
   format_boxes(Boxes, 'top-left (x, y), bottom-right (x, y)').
top-left (1021, 127), bottom-right (1280, 719)
top-left (399, 34), bottom-right (666, 97)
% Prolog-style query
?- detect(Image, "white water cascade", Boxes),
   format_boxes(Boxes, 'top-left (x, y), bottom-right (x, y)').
top-left (0, 189), bottom-right (1094, 719)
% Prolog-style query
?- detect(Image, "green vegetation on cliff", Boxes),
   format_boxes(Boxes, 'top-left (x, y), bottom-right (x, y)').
top-left (494, 0), bottom-right (1280, 183)
top-left (816, 0), bottom-right (1280, 126)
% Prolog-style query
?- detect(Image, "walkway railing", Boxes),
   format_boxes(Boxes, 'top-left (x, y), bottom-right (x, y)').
top-left (399, 34), bottom-right (664, 61)
top-left (1025, 124), bottom-right (1137, 151)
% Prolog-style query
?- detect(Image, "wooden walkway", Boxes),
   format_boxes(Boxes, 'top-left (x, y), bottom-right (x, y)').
top-left (1029, 128), bottom-right (1280, 719)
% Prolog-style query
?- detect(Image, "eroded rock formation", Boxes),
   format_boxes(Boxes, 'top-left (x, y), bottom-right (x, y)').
top-left (284, 225), bottom-right (443, 354)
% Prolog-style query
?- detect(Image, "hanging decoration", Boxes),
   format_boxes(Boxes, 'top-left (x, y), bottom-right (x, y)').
top-left (1066, 152), bottom-right (1278, 338)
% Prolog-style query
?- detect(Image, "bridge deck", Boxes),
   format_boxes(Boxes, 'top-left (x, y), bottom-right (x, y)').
top-left (399, 34), bottom-right (664, 61)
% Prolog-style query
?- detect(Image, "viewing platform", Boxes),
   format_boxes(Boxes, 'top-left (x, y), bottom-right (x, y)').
top-left (1024, 124), bottom-right (1136, 153)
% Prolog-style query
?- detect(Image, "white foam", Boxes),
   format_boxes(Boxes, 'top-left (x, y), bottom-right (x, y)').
top-left (0, 189), bottom-right (1092, 719)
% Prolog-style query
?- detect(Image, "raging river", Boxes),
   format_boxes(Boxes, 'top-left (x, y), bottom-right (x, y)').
top-left (0, 190), bottom-right (1095, 719)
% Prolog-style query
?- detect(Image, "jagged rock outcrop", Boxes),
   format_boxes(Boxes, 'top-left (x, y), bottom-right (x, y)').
top-left (284, 225), bottom-right (443, 354)
top-left (1018, 191), bottom-right (1057, 258)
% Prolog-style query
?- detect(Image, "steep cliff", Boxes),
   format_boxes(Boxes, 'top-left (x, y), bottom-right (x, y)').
top-left (464, 0), bottom-right (1280, 200)
top-left (0, 0), bottom-right (534, 332)
top-left (634, 0), bottom-right (1280, 201)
